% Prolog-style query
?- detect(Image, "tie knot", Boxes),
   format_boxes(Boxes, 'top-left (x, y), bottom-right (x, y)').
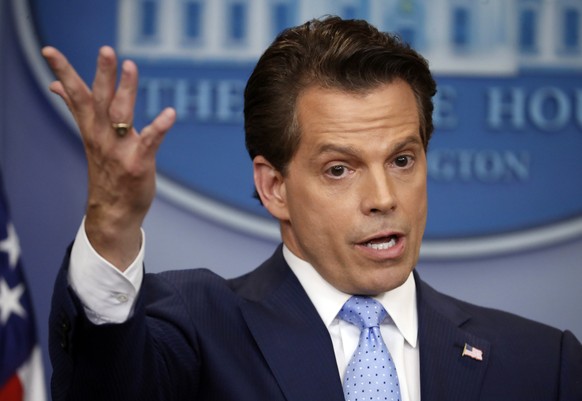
top-left (338, 296), bottom-right (387, 330)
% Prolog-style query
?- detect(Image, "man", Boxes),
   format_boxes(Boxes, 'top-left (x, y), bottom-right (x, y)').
top-left (43, 17), bottom-right (581, 401)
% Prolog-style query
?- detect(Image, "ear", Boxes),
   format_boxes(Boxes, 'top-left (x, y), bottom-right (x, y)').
top-left (253, 156), bottom-right (290, 221)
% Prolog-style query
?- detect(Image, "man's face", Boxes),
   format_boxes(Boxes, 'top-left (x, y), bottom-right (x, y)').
top-left (258, 80), bottom-right (427, 295)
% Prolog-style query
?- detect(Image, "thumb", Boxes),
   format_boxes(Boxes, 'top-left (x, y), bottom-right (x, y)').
top-left (139, 107), bottom-right (176, 155)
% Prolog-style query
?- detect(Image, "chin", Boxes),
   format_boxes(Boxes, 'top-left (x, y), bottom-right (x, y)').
top-left (371, 267), bottom-right (412, 294)
top-left (349, 274), bottom-right (410, 296)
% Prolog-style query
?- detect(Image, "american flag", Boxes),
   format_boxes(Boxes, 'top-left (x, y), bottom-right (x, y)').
top-left (0, 172), bottom-right (46, 400)
top-left (462, 343), bottom-right (484, 361)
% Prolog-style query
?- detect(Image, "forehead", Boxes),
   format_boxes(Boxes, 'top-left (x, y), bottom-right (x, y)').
top-left (295, 81), bottom-right (420, 146)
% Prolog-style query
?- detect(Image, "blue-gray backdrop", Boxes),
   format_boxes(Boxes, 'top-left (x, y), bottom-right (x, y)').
top-left (1, 0), bottom-right (581, 397)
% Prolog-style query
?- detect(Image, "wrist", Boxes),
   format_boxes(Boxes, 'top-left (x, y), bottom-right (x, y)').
top-left (85, 206), bottom-right (143, 271)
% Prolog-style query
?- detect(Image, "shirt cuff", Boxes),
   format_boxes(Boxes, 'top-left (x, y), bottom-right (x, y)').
top-left (68, 217), bottom-right (145, 325)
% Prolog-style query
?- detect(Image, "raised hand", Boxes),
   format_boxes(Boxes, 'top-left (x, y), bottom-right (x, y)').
top-left (42, 46), bottom-right (176, 270)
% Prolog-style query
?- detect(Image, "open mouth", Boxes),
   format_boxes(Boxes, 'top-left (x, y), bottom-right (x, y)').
top-left (362, 234), bottom-right (399, 250)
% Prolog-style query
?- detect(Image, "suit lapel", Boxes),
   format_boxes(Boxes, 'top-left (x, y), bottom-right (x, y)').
top-left (235, 247), bottom-right (345, 401)
top-left (415, 273), bottom-right (490, 401)
top-left (234, 250), bottom-right (492, 401)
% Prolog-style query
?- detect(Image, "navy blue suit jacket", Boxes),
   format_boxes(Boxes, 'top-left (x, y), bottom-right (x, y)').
top-left (50, 245), bottom-right (582, 400)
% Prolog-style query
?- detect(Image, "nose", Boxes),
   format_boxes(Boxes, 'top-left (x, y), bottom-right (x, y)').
top-left (360, 167), bottom-right (397, 215)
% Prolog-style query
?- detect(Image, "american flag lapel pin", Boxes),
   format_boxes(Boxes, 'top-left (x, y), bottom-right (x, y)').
top-left (462, 343), bottom-right (483, 361)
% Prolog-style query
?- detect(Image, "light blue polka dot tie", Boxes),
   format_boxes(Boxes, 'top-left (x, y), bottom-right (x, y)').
top-left (339, 296), bottom-right (401, 401)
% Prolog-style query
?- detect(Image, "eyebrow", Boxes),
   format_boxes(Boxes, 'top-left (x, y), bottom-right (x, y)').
top-left (391, 135), bottom-right (424, 153)
top-left (314, 135), bottom-right (423, 159)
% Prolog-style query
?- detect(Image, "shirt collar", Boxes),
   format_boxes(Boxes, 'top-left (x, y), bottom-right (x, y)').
top-left (283, 245), bottom-right (418, 348)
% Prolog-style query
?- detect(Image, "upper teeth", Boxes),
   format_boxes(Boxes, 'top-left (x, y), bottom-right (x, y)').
top-left (366, 237), bottom-right (396, 250)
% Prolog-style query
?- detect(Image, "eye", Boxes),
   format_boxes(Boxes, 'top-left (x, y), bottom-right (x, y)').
top-left (326, 165), bottom-right (350, 178)
top-left (393, 155), bottom-right (414, 169)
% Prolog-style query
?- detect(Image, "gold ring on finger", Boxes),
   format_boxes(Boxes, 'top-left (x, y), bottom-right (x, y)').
top-left (111, 122), bottom-right (132, 137)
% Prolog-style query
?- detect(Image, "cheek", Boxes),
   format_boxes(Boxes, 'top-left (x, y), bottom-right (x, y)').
top-left (289, 180), bottom-right (339, 220)
top-left (402, 180), bottom-right (427, 224)
top-left (292, 202), bottom-right (337, 237)
top-left (413, 186), bottom-right (428, 231)
top-left (286, 174), bottom-right (359, 242)
top-left (289, 197), bottom-right (348, 252)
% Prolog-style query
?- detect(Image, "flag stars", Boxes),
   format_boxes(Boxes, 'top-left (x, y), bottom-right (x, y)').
top-left (0, 278), bottom-right (27, 324)
top-left (0, 223), bottom-right (21, 268)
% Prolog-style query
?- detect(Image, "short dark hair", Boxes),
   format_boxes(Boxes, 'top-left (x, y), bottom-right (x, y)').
top-left (244, 15), bottom-right (437, 176)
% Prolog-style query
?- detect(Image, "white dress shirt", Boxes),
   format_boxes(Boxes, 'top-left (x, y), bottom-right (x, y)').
top-left (68, 219), bottom-right (420, 401)
top-left (283, 247), bottom-right (420, 401)
top-left (68, 218), bottom-right (144, 325)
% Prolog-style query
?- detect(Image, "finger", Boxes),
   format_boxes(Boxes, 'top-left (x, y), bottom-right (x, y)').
top-left (41, 46), bottom-right (92, 118)
top-left (48, 81), bottom-right (85, 127)
top-left (92, 46), bottom-right (118, 126)
top-left (108, 59), bottom-right (138, 129)
top-left (48, 81), bottom-right (72, 108)
top-left (139, 108), bottom-right (176, 155)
